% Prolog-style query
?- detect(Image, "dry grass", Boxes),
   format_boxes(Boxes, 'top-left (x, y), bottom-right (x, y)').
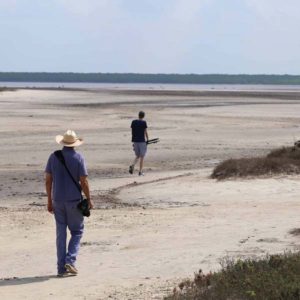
top-left (211, 146), bottom-right (300, 180)
top-left (0, 87), bottom-right (15, 92)
top-left (289, 228), bottom-right (300, 236)
top-left (165, 252), bottom-right (300, 300)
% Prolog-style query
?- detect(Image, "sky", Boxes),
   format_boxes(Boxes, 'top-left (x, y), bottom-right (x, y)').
top-left (0, 0), bottom-right (299, 74)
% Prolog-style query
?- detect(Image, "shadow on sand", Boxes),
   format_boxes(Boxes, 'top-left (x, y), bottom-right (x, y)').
top-left (0, 275), bottom-right (58, 286)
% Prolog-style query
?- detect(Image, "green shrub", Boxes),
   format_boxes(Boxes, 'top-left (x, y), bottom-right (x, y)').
top-left (165, 252), bottom-right (300, 300)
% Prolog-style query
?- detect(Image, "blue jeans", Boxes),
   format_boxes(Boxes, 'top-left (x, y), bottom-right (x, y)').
top-left (53, 200), bottom-right (84, 274)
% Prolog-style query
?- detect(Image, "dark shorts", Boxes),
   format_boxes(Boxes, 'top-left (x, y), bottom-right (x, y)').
top-left (133, 142), bottom-right (147, 157)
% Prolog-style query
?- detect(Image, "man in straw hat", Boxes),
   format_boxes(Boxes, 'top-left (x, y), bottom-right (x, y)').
top-left (45, 130), bottom-right (93, 277)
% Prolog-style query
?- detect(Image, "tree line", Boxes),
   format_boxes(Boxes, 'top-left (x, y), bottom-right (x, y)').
top-left (1, 72), bottom-right (300, 84)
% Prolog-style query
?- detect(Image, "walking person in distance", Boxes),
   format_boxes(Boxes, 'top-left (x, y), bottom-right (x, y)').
top-left (129, 111), bottom-right (149, 176)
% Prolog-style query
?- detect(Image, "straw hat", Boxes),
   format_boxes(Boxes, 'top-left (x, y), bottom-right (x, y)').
top-left (55, 130), bottom-right (83, 147)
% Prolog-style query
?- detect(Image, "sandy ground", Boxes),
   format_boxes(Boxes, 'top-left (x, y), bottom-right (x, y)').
top-left (1, 87), bottom-right (300, 299)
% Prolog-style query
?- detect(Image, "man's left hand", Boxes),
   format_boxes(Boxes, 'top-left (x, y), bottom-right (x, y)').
top-left (88, 199), bottom-right (94, 210)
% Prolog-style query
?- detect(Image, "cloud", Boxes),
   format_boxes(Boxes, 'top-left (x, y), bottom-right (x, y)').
top-left (120, 1), bottom-right (207, 72)
top-left (0, 0), bottom-right (17, 8)
top-left (245, 0), bottom-right (300, 23)
top-left (236, 0), bottom-right (300, 73)
top-left (55, 0), bottom-right (121, 20)
top-left (0, 0), bottom-right (17, 13)
top-left (48, 0), bottom-right (213, 72)
top-left (1, 0), bottom-right (300, 73)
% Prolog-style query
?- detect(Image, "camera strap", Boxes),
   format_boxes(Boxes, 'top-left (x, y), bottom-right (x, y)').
top-left (54, 150), bottom-right (83, 199)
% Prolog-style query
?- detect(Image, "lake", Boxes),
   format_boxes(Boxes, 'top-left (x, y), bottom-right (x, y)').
top-left (1, 81), bottom-right (300, 92)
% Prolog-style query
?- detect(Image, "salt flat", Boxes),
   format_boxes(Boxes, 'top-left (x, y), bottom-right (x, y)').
top-left (1, 87), bottom-right (300, 299)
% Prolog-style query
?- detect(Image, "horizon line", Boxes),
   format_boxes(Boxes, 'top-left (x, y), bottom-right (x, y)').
top-left (1, 72), bottom-right (300, 76)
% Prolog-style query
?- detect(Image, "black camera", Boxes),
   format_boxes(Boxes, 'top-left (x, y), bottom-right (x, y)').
top-left (77, 199), bottom-right (91, 217)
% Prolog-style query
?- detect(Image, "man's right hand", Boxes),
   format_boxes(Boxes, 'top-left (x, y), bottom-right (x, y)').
top-left (47, 201), bottom-right (54, 214)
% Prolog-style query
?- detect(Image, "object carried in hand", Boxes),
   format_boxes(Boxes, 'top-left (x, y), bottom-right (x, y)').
top-left (54, 150), bottom-right (91, 217)
top-left (294, 140), bottom-right (300, 148)
top-left (77, 199), bottom-right (91, 217)
top-left (146, 138), bottom-right (160, 145)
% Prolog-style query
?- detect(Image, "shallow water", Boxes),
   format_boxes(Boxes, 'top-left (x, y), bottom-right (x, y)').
top-left (2, 81), bottom-right (300, 92)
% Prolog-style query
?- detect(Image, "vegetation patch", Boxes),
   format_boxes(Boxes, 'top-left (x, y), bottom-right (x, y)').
top-left (211, 146), bottom-right (300, 180)
top-left (0, 87), bottom-right (15, 92)
top-left (165, 252), bottom-right (300, 300)
top-left (289, 228), bottom-right (300, 236)
top-left (2, 73), bottom-right (300, 84)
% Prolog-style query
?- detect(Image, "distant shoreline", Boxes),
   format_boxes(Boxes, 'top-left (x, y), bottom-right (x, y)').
top-left (1, 72), bottom-right (300, 85)
top-left (2, 86), bottom-right (300, 101)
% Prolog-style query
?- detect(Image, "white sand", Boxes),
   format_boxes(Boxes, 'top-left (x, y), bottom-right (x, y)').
top-left (1, 88), bottom-right (300, 299)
